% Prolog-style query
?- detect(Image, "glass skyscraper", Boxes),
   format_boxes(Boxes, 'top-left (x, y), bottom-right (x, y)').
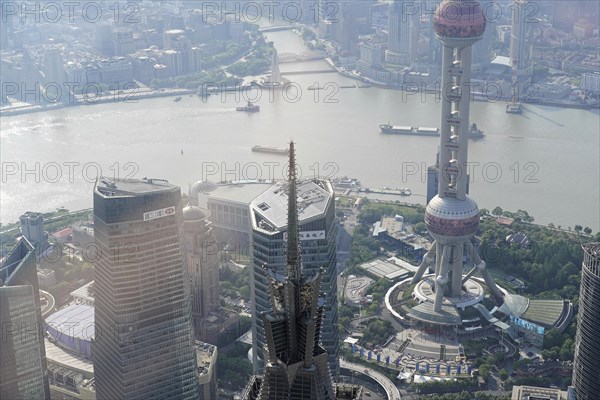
top-left (0, 238), bottom-right (51, 400)
top-left (243, 142), bottom-right (336, 399)
top-left (250, 174), bottom-right (339, 377)
top-left (93, 177), bottom-right (199, 400)
top-left (573, 243), bottom-right (600, 400)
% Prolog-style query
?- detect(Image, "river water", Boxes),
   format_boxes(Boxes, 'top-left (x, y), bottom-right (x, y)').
top-left (1, 29), bottom-right (599, 231)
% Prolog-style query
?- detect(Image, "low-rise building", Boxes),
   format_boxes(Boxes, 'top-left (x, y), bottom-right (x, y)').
top-left (195, 341), bottom-right (218, 400)
top-left (506, 232), bottom-right (530, 248)
top-left (196, 181), bottom-right (273, 250)
top-left (358, 258), bottom-right (417, 281)
top-left (72, 222), bottom-right (94, 248)
top-left (573, 19), bottom-right (598, 39)
top-left (52, 227), bottom-right (72, 243)
top-left (511, 385), bottom-right (571, 400)
top-left (97, 58), bottom-right (134, 87)
top-left (44, 303), bottom-right (96, 399)
top-left (581, 72), bottom-right (600, 95)
top-left (372, 216), bottom-right (432, 261)
top-left (37, 268), bottom-right (56, 288)
top-left (70, 281), bottom-right (94, 306)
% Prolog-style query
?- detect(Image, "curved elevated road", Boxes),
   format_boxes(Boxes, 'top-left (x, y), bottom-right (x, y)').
top-left (340, 359), bottom-right (401, 400)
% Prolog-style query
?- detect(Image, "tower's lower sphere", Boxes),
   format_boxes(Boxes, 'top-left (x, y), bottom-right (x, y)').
top-left (425, 195), bottom-right (480, 240)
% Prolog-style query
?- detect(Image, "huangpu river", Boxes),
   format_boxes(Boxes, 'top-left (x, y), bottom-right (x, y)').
top-left (1, 29), bottom-right (599, 231)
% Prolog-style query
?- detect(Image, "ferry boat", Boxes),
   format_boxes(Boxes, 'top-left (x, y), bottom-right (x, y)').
top-left (251, 145), bottom-right (288, 154)
top-left (333, 177), bottom-right (361, 189)
top-left (506, 102), bottom-right (523, 114)
top-left (236, 101), bottom-right (260, 112)
top-left (379, 122), bottom-right (484, 139)
top-left (469, 123), bottom-right (485, 139)
top-left (378, 187), bottom-right (412, 196)
top-left (379, 124), bottom-right (439, 136)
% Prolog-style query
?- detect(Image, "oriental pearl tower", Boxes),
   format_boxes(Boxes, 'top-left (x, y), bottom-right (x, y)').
top-left (410, 0), bottom-right (504, 315)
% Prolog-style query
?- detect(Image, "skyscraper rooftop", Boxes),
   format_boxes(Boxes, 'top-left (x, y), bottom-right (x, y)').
top-left (95, 176), bottom-right (177, 196)
top-left (243, 142), bottom-right (335, 399)
top-left (251, 179), bottom-right (332, 232)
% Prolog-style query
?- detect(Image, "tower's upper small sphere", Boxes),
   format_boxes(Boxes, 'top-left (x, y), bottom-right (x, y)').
top-left (434, 0), bottom-right (486, 41)
top-left (425, 195), bottom-right (480, 239)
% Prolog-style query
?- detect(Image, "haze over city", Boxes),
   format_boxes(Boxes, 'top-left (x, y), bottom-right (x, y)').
top-left (1, 1), bottom-right (599, 400)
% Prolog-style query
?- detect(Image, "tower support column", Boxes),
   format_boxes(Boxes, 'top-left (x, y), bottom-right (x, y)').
top-left (457, 46), bottom-right (472, 200)
top-left (451, 243), bottom-right (464, 297)
top-left (438, 44), bottom-right (454, 196)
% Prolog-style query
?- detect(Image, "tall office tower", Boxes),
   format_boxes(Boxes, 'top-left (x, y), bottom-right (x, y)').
top-left (164, 29), bottom-right (189, 51)
top-left (250, 149), bottom-right (339, 377)
top-left (410, 0), bottom-right (504, 312)
top-left (164, 30), bottom-right (192, 74)
top-left (317, 0), bottom-right (336, 39)
top-left (387, 0), bottom-right (414, 65)
top-left (550, 1), bottom-right (600, 32)
top-left (93, 177), bottom-right (200, 400)
top-left (428, 10), bottom-right (442, 67)
top-left (472, 0), bottom-right (496, 72)
top-left (510, 0), bottom-right (534, 81)
top-left (95, 23), bottom-right (114, 57)
top-left (19, 211), bottom-right (47, 254)
top-left (0, 238), bottom-right (51, 399)
top-left (572, 243), bottom-right (600, 400)
top-left (0, 4), bottom-right (14, 49)
top-left (337, 1), bottom-right (373, 50)
top-left (243, 142), bottom-right (336, 400)
top-left (113, 27), bottom-right (136, 57)
top-left (182, 205), bottom-right (220, 334)
top-left (43, 48), bottom-right (65, 84)
top-left (168, 15), bottom-right (185, 30)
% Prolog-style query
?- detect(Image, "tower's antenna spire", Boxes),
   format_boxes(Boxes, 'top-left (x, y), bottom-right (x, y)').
top-left (286, 141), bottom-right (301, 283)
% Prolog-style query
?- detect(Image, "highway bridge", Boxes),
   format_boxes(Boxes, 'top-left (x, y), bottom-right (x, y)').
top-left (278, 51), bottom-right (327, 63)
top-left (258, 25), bottom-right (296, 32)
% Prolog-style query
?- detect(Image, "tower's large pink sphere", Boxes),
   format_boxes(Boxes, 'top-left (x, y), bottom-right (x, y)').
top-left (425, 195), bottom-right (480, 240)
top-left (434, 0), bottom-right (486, 40)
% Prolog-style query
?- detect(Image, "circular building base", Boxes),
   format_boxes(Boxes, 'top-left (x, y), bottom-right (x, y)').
top-left (413, 276), bottom-right (485, 310)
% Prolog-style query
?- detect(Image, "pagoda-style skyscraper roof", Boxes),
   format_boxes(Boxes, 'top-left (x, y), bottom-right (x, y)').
top-left (243, 142), bottom-right (335, 400)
